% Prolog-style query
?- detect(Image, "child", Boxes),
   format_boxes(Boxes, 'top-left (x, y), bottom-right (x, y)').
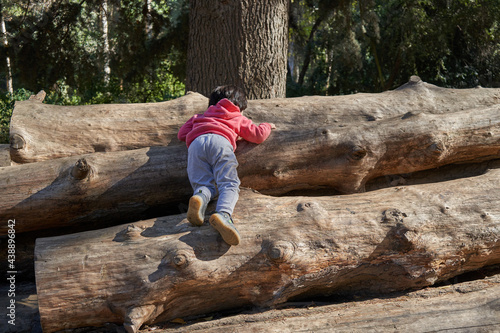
top-left (178, 85), bottom-right (275, 245)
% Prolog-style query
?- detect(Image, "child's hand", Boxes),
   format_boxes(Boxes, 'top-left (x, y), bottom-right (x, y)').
top-left (269, 123), bottom-right (277, 129)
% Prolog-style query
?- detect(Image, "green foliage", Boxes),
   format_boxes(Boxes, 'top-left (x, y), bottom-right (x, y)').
top-left (0, 0), bottom-right (187, 143)
top-left (1, 0), bottom-right (188, 98)
top-left (288, 0), bottom-right (500, 95)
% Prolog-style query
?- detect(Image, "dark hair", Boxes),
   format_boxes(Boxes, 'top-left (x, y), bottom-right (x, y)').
top-left (208, 85), bottom-right (248, 111)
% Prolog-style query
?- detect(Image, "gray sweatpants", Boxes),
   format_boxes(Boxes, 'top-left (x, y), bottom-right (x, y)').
top-left (187, 133), bottom-right (240, 215)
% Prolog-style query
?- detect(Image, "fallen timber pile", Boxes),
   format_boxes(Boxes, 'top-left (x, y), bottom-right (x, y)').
top-left (0, 77), bottom-right (498, 332)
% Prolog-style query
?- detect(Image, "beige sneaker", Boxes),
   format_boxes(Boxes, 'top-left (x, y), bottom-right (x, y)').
top-left (187, 192), bottom-right (208, 226)
top-left (209, 212), bottom-right (241, 245)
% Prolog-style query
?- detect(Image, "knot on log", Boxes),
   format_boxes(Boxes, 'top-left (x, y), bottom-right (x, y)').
top-left (267, 241), bottom-right (295, 263)
top-left (71, 158), bottom-right (92, 180)
top-left (170, 250), bottom-right (192, 269)
top-left (349, 145), bottom-right (368, 161)
top-left (297, 202), bottom-right (310, 211)
top-left (113, 224), bottom-right (143, 242)
top-left (401, 111), bottom-right (425, 119)
top-left (390, 223), bottom-right (415, 253)
top-left (426, 141), bottom-right (445, 156)
top-left (382, 208), bottom-right (408, 224)
top-left (273, 169), bottom-right (286, 178)
top-left (10, 133), bottom-right (26, 150)
top-left (316, 127), bottom-right (332, 138)
top-left (125, 225), bottom-right (143, 240)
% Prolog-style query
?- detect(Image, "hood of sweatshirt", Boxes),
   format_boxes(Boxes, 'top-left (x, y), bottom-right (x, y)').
top-left (203, 98), bottom-right (241, 119)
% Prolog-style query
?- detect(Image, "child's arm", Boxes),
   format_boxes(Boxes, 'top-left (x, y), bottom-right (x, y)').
top-left (238, 117), bottom-right (274, 144)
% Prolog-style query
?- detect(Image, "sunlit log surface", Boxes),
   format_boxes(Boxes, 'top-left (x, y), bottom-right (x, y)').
top-left (35, 168), bottom-right (500, 332)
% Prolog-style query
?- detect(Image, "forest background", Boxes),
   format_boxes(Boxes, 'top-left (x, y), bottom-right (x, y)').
top-left (1, 0), bottom-right (500, 144)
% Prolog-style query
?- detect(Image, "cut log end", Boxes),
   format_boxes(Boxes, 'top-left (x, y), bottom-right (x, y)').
top-left (349, 145), bottom-right (368, 161)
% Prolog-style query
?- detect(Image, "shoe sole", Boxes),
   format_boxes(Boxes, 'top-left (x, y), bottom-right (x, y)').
top-left (209, 214), bottom-right (241, 246)
top-left (187, 196), bottom-right (204, 226)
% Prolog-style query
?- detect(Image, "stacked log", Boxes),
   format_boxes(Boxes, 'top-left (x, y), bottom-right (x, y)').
top-left (9, 76), bottom-right (500, 164)
top-left (36, 172), bottom-right (500, 332)
top-left (1, 77), bottom-right (499, 332)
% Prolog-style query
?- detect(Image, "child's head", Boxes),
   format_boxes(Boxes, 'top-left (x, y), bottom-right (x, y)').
top-left (209, 85), bottom-right (248, 111)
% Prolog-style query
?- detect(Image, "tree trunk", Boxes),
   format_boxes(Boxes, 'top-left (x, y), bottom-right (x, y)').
top-left (9, 77), bottom-right (500, 164)
top-left (186, 0), bottom-right (288, 99)
top-left (101, 0), bottom-right (111, 85)
top-left (35, 167), bottom-right (500, 332)
top-left (144, 0), bottom-right (153, 40)
top-left (1, 10), bottom-right (13, 94)
top-left (3, 104), bottom-right (500, 235)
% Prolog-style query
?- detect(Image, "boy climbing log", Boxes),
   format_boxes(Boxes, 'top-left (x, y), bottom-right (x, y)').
top-left (1, 102), bottom-right (499, 235)
top-left (178, 85), bottom-right (276, 245)
top-left (1, 78), bottom-right (498, 332)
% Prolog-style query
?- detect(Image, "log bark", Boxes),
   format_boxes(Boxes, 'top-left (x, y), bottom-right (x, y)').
top-left (9, 91), bottom-right (208, 163)
top-left (9, 77), bottom-right (500, 164)
top-left (35, 168), bottom-right (500, 332)
top-left (3, 105), bottom-right (500, 235)
top-left (3, 274), bottom-right (499, 333)
top-left (0, 145), bottom-right (190, 235)
top-left (0, 144), bottom-right (10, 167)
top-left (4, 159), bottom-right (498, 285)
top-left (152, 276), bottom-right (500, 333)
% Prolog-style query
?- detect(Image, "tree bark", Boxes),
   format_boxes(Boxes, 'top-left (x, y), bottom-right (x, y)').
top-left (101, 0), bottom-right (111, 85)
top-left (9, 91), bottom-right (208, 163)
top-left (186, 0), bottom-right (289, 99)
top-left (0, 144), bottom-right (10, 167)
top-left (9, 77), bottom-right (500, 164)
top-left (1, 10), bottom-right (13, 94)
top-left (152, 277), bottom-right (500, 333)
top-left (3, 104), bottom-right (500, 235)
top-left (3, 159), bottom-right (497, 284)
top-left (35, 167), bottom-right (500, 332)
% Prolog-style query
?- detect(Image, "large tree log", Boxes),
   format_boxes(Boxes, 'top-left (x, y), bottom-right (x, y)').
top-left (35, 167), bottom-right (500, 332)
top-left (9, 91), bottom-right (208, 163)
top-left (3, 273), bottom-right (499, 333)
top-left (153, 275), bottom-right (500, 333)
top-left (4, 159), bottom-right (499, 285)
top-left (9, 77), bottom-right (500, 163)
top-left (3, 105), bottom-right (500, 235)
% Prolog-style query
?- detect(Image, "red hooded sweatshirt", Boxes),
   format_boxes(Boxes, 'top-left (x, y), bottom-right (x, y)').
top-left (178, 98), bottom-right (272, 151)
